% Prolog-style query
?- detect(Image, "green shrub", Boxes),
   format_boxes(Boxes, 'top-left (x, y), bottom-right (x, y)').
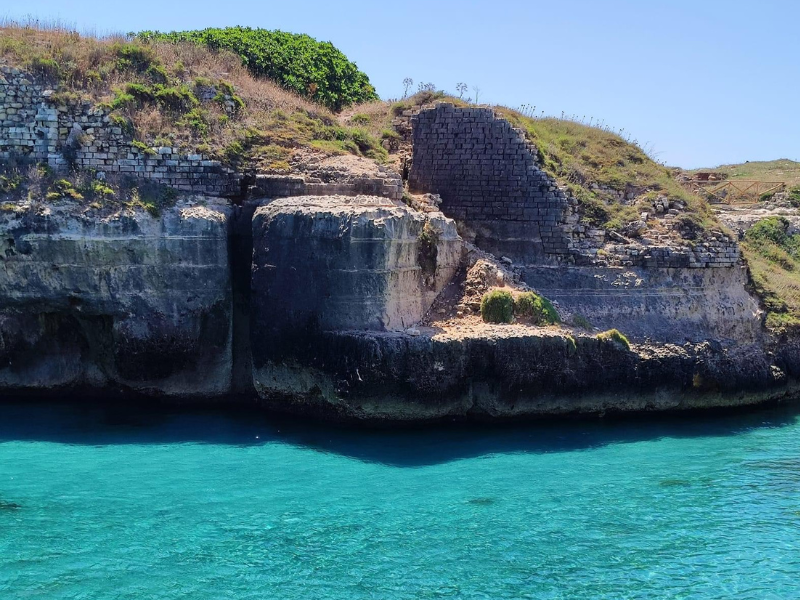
top-left (113, 43), bottom-right (156, 73)
top-left (125, 82), bottom-right (155, 102)
top-left (179, 108), bottom-right (210, 137)
top-left (154, 85), bottom-right (198, 112)
top-left (222, 140), bottom-right (246, 164)
top-left (0, 174), bottom-right (22, 194)
top-left (131, 140), bottom-right (157, 156)
top-left (745, 216), bottom-right (798, 253)
top-left (136, 27), bottom-right (378, 110)
top-left (213, 81), bottom-right (244, 110)
top-left (146, 64), bottom-right (169, 84)
top-left (596, 329), bottom-right (631, 350)
top-left (110, 91), bottom-right (136, 110)
top-left (380, 128), bottom-right (401, 140)
top-left (47, 179), bottom-right (83, 200)
top-left (514, 291), bottom-right (560, 325)
top-left (788, 187), bottom-right (800, 208)
top-left (80, 179), bottom-right (115, 199)
top-left (350, 113), bottom-right (370, 125)
top-left (28, 56), bottom-right (60, 80)
top-left (480, 290), bottom-right (515, 324)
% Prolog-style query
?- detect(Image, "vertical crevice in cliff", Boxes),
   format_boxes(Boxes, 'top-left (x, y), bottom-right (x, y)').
top-left (228, 201), bottom-right (258, 394)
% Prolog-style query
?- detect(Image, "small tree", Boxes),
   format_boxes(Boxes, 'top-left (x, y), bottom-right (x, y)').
top-left (472, 85), bottom-right (481, 104)
top-left (456, 82), bottom-right (468, 98)
top-left (402, 77), bottom-right (413, 99)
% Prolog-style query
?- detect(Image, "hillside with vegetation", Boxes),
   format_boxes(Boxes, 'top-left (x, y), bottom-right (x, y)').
top-left (0, 22), bottom-right (387, 177)
top-left (0, 22), bottom-right (723, 235)
top-left (4, 22), bottom-right (788, 325)
top-left (741, 216), bottom-right (800, 332)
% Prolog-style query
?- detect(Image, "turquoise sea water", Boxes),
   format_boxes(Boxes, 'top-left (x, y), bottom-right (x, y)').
top-left (2, 401), bottom-right (800, 599)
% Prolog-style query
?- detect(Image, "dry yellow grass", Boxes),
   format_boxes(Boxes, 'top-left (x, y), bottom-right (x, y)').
top-left (0, 21), bottom-right (385, 163)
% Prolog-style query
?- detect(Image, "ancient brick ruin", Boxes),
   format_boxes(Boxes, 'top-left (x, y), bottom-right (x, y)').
top-left (0, 65), bottom-right (242, 196)
top-left (408, 103), bottom-right (740, 269)
top-left (408, 103), bottom-right (575, 261)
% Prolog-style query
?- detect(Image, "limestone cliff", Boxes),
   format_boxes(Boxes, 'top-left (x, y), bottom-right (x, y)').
top-left (0, 93), bottom-right (797, 422)
top-left (0, 200), bottom-right (232, 396)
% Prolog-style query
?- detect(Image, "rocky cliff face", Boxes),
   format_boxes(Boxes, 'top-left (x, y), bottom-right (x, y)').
top-left (245, 327), bottom-right (794, 422)
top-left (250, 195), bottom-right (462, 401)
top-left (1, 194), bottom-right (796, 421)
top-left (0, 200), bottom-right (232, 396)
top-left (522, 264), bottom-right (763, 344)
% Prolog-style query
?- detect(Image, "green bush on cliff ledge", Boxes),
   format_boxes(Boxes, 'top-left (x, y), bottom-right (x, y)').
top-left (514, 292), bottom-right (560, 325)
top-left (596, 329), bottom-right (631, 350)
top-left (481, 290), bottom-right (515, 324)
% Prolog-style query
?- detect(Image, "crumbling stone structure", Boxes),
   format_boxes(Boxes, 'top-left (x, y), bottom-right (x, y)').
top-left (408, 103), bottom-right (574, 261)
top-left (408, 103), bottom-right (740, 269)
top-left (0, 64), bottom-right (242, 196)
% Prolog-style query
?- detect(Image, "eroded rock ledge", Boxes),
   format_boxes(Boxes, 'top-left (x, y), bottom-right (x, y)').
top-left (0, 194), bottom-right (798, 421)
top-left (0, 199), bottom-right (232, 396)
top-left (251, 328), bottom-right (796, 422)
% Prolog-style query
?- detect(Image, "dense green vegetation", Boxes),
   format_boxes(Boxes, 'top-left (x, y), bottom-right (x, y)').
top-left (514, 292), bottom-right (560, 325)
top-left (741, 216), bottom-right (800, 331)
top-left (136, 27), bottom-right (378, 111)
top-left (596, 329), bottom-right (631, 350)
top-left (0, 23), bottom-right (386, 173)
top-left (479, 289), bottom-right (560, 325)
top-left (480, 290), bottom-right (515, 324)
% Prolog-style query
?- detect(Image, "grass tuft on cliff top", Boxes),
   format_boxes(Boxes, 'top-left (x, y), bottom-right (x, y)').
top-left (0, 20), bottom-right (386, 172)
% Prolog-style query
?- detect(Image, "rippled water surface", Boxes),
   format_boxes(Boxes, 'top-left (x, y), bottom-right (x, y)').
top-left (2, 401), bottom-right (800, 599)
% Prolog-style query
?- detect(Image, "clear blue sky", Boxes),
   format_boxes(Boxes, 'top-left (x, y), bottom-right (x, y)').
top-left (3, 0), bottom-right (798, 168)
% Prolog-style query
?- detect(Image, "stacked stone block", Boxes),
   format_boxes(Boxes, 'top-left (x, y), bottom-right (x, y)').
top-left (408, 103), bottom-right (574, 261)
top-left (408, 103), bottom-right (739, 269)
top-left (0, 64), bottom-right (240, 197)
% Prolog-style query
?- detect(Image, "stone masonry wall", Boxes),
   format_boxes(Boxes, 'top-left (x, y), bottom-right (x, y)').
top-left (407, 103), bottom-right (739, 268)
top-left (0, 64), bottom-right (241, 196)
top-left (408, 103), bottom-right (574, 261)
